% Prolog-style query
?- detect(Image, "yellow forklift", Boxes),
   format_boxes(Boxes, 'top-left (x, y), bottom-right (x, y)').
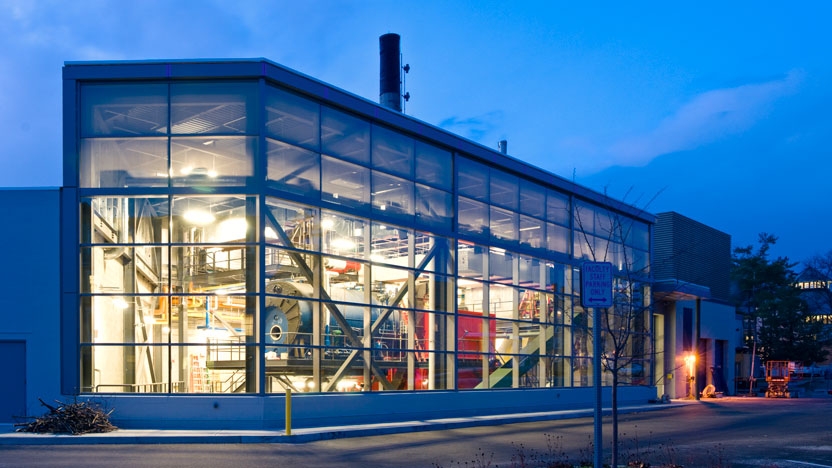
top-left (764, 361), bottom-right (791, 398)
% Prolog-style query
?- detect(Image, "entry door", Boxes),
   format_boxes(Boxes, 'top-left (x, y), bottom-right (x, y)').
top-left (0, 341), bottom-right (26, 422)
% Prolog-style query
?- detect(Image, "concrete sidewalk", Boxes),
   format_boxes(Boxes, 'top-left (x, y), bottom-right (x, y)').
top-left (0, 401), bottom-right (687, 445)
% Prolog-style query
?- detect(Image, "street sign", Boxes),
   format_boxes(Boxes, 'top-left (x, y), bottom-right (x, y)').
top-left (581, 261), bottom-right (613, 468)
top-left (581, 262), bottom-right (613, 308)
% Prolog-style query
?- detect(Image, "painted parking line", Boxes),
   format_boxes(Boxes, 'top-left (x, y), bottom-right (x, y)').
top-left (784, 461), bottom-right (832, 468)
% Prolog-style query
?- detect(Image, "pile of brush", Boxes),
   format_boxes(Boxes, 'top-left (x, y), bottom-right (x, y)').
top-left (15, 398), bottom-right (117, 435)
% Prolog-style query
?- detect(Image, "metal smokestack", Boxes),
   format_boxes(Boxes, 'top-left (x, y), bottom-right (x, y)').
top-left (379, 33), bottom-right (402, 112)
top-left (498, 140), bottom-right (508, 154)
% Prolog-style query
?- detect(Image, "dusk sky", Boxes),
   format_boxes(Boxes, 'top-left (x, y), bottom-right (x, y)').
top-left (1, 1), bottom-right (829, 263)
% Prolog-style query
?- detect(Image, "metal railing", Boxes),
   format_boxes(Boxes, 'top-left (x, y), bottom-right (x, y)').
top-left (93, 381), bottom-right (185, 393)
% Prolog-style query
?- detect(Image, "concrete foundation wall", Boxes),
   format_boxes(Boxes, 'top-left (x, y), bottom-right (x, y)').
top-left (88, 386), bottom-right (656, 429)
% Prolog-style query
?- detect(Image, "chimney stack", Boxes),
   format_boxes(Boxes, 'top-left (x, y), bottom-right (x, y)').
top-left (379, 33), bottom-right (402, 112)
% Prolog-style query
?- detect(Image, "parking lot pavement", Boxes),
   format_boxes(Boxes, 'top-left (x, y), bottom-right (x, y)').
top-left (0, 401), bottom-right (689, 445)
top-left (2, 398), bottom-right (831, 467)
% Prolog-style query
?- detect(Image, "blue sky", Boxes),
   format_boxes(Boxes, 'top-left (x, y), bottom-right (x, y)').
top-left (1, 1), bottom-right (829, 263)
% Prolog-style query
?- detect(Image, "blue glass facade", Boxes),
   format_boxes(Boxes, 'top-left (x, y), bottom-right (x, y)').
top-left (61, 60), bottom-right (653, 400)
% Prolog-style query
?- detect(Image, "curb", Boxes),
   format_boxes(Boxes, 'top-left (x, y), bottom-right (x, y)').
top-left (0, 403), bottom-right (686, 446)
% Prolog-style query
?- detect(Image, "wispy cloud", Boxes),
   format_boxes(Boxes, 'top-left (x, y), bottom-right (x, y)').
top-left (2, 0), bottom-right (36, 22)
top-left (439, 111), bottom-right (504, 143)
top-left (605, 70), bottom-right (803, 167)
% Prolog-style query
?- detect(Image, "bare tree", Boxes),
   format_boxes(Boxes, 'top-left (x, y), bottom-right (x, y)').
top-left (574, 196), bottom-right (653, 468)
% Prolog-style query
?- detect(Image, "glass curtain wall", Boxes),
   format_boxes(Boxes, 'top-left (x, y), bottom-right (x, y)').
top-left (455, 159), bottom-right (652, 389)
top-left (79, 81), bottom-right (259, 394)
top-left (78, 80), bottom-right (456, 394)
top-left (76, 77), bottom-right (650, 395)
top-left (572, 201), bottom-right (652, 386)
top-left (456, 156), bottom-right (581, 389)
top-left (263, 198), bottom-right (455, 393)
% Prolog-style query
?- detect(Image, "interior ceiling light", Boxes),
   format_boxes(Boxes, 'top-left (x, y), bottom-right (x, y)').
top-left (184, 209), bottom-right (216, 226)
top-left (457, 278), bottom-right (479, 287)
top-left (331, 238), bottom-right (356, 250)
top-left (180, 166), bottom-right (217, 178)
top-left (213, 287), bottom-right (238, 296)
top-left (330, 178), bottom-right (361, 190)
top-left (216, 217), bottom-right (247, 241)
top-left (370, 253), bottom-right (385, 263)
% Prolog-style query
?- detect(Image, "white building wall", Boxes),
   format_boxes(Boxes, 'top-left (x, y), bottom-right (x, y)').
top-left (677, 300), bottom-right (741, 396)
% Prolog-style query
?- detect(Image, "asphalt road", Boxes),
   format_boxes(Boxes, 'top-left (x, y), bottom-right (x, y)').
top-left (2, 397), bottom-right (831, 467)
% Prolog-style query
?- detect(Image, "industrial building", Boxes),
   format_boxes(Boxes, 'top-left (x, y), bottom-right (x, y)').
top-left (2, 40), bottom-right (659, 428)
top-left (653, 212), bottom-right (741, 399)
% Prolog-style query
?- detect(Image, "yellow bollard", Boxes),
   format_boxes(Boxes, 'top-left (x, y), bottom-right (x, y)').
top-left (285, 388), bottom-right (292, 436)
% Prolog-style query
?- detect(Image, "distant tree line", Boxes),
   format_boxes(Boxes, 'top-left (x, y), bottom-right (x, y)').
top-left (732, 233), bottom-right (830, 365)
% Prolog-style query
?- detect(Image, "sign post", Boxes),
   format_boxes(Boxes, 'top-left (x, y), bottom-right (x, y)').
top-left (581, 262), bottom-right (613, 468)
